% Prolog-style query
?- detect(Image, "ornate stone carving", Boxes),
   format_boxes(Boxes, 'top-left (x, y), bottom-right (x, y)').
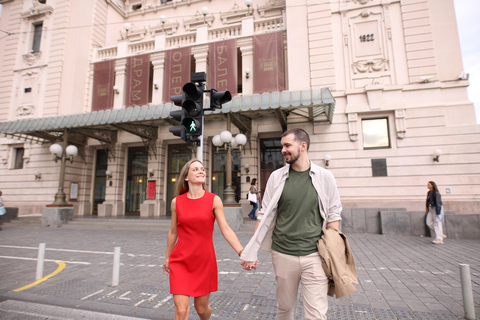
top-left (352, 58), bottom-right (389, 74)
top-left (395, 109), bottom-right (406, 139)
top-left (23, 52), bottom-right (42, 66)
top-left (348, 113), bottom-right (358, 141)
top-left (21, 0), bottom-right (53, 18)
top-left (16, 105), bottom-right (35, 117)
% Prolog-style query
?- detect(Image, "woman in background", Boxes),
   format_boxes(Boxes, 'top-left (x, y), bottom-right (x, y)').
top-left (426, 181), bottom-right (446, 244)
top-left (248, 178), bottom-right (260, 220)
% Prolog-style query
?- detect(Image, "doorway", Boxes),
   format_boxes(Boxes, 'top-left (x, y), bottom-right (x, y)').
top-left (93, 149), bottom-right (108, 215)
top-left (260, 138), bottom-right (283, 198)
top-left (125, 146), bottom-right (148, 216)
top-left (166, 144), bottom-right (193, 215)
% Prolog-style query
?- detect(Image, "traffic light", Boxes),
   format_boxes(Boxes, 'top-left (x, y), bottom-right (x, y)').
top-left (181, 82), bottom-right (203, 139)
top-left (209, 89), bottom-right (232, 110)
top-left (169, 82), bottom-right (204, 144)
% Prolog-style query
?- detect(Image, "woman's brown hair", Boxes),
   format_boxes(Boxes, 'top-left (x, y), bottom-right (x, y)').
top-left (174, 159), bottom-right (206, 196)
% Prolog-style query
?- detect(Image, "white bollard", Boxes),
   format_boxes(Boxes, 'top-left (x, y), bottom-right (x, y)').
top-left (36, 243), bottom-right (46, 280)
top-left (459, 264), bottom-right (476, 320)
top-left (112, 247), bottom-right (121, 287)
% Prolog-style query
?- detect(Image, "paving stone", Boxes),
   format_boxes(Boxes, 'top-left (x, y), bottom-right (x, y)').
top-left (1, 224), bottom-right (479, 319)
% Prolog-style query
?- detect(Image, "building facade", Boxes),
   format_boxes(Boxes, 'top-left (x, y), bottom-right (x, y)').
top-left (0, 0), bottom-right (479, 217)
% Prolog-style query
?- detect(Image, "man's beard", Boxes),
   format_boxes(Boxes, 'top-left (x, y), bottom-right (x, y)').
top-left (284, 148), bottom-right (300, 164)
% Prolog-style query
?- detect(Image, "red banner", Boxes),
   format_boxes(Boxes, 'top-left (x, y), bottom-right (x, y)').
top-left (92, 60), bottom-right (115, 111)
top-left (126, 54), bottom-right (150, 107)
top-left (208, 39), bottom-right (237, 95)
top-left (163, 47), bottom-right (191, 103)
top-left (253, 31), bottom-right (285, 93)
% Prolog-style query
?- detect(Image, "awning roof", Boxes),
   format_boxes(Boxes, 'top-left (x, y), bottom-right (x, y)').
top-left (0, 87), bottom-right (335, 145)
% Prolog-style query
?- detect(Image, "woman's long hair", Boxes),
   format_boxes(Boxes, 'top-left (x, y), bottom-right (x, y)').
top-left (174, 159), bottom-right (206, 196)
top-left (250, 178), bottom-right (257, 186)
top-left (428, 181), bottom-right (439, 193)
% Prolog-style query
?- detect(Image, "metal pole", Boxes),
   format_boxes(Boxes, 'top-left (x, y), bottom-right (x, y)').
top-left (223, 114), bottom-right (237, 204)
top-left (52, 129), bottom-right (68, 205)
top-left (112, 247), bottom-right (121, 287)
top-left (459, 264), bottom-right (476, 320)
top-left (36, 243), bottom-right (46, 280)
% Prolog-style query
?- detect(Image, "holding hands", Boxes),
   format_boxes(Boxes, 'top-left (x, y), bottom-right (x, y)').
top-left (241, 259), bottom-right (259, 271)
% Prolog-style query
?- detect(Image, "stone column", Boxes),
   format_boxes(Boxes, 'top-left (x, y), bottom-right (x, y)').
top-left (151, 52), bottom-right (166, 104)
top-left (113, 58), bottom-right (127, 109)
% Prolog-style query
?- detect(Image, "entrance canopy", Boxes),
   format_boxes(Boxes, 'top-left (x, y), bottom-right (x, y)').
top-left (0, 87), bottom-right (335, 157)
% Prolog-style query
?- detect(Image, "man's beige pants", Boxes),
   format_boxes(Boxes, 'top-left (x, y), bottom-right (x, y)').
top-left (271, 250), bottom-right (328, 320)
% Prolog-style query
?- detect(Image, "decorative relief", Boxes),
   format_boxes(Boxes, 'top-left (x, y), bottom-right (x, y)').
top-left (347, 113), bottom-right (358, 141)
top-left (120, 24), bottom-right (147, 42)
top-left (257, 0), bottom-right (285, 18)
top-left (21, 0), bottom-right (53, 19)
top-left (344, 0), bottom-right (372, 4)
top-left (16, 105), bottom-right (35, 117)
top-left (352, 58), bottom-right (389, 74)
top-left (395, 109), bottom-right (406, 139)
top-left (23, 52), bottom-right (42, 66)
top-left (219, 3), bottom-right (251, 24)
top-left (183, 11), bottom-right (215, 31)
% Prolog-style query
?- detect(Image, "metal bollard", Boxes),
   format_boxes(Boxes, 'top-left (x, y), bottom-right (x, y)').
top-left (459, 264), bottom-right (476, 320)
top-left (112, 247), bottom-right (121, 287)
top-left (36, 243), bottom-right (46, 280)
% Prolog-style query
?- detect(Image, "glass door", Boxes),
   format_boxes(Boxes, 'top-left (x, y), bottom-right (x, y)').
top-left (125, 146), bottom-right (148, 216)
top-left (166, 144), bottom-right (193, 215)
top-left (260, 138), bottom-right (283, 199)
top-left (93, 149), bottom-right (108, 215)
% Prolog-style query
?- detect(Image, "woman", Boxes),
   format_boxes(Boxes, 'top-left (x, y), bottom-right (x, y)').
top-left (163, 159), bottom-right (244, 320)
top-left (426, 181), bottom-right (446, 244)
top-left (0, 191), bottom-right (5, 231)
top-left (248, 178), bottom-right (260, 220)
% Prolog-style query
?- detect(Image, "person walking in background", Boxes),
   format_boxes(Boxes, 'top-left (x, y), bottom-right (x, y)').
top-left (248, 178), bottom-right (260, 220)
top-left (240, 128), bottom-right (343, 320)
top-left (0, 191), bottom-right (5, 231)
top-left (163, 159), bottom-right (244, 320)
top-left (426, 181), bottom-right (446, 244)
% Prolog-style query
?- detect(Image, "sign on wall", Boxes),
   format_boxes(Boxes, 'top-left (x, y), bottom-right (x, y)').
top-left (126, 54), bottom-right (150, 107)
top-left (163, 47), bottom-right (191, 103)
top-left (208, 39), bottom-right (237, 95)
top-left (253, 31), bottom-right (285, 94)
top-left (92, 60), bottom-right (115, 111)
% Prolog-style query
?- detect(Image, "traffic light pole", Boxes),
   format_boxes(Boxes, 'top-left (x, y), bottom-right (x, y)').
top-left (196, 113), bottom-right (204, 162)
top-left (222, 114), bottom-right (237, 205)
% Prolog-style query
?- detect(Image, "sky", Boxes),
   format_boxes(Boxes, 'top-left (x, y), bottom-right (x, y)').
top-left (453, 0), bottom-right (480, 123)
top-left (0, 2), bottom-right (478, 122)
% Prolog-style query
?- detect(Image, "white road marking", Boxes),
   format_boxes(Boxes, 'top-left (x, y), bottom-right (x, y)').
top-left (134, 293), bottom-right (158, 307)
top-left (153, 295), bottom-right (172, 309)
top-left (0, 255), bottom-right (91, 265)
top-left (0, 245), bottom-right (113, 255)
top-left (81, 289), bottom-right (105, 300)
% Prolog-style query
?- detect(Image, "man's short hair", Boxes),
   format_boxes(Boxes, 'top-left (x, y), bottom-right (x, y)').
top-left (281, 128), bottom-right (310, 150)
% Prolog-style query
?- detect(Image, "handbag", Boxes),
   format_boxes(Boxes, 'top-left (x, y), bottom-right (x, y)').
top-left (0, 206), bottom-right (6, 216)
top-left (247, 191), bottom-right (257, 203)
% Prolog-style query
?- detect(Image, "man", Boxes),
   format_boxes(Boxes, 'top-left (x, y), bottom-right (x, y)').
top-left (240, 128), bottom-right (342, 320)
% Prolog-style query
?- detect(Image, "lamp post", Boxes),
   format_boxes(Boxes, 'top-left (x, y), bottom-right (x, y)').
top-left (48, 131), bottom-right (78, 206)
top-left (212, 116), bottom-right (247, 205)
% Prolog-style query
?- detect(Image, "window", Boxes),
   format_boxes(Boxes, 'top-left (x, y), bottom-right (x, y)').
top-left (362, 118), bottom-right (390, 149)
top-left (32, 22), bottom-right (43, 53)
top-left (14, 147), bottom-right (24, 169)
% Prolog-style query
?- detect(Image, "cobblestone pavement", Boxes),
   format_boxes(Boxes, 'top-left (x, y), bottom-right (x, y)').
top-left (0, 221), bottom-right (479, 320)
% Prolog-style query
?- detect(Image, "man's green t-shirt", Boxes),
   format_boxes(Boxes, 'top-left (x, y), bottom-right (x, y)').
top-left (272, 167), bottom-right (324, 256)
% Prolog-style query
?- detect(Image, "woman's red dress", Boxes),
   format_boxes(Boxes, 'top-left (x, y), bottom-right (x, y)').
top-left (169, 191), bottom-right (218, 297)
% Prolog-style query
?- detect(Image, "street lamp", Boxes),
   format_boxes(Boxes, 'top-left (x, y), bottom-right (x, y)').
top-left (48, 135), bottom-right (78, 206)
top-left (213, 130), bottom-right (247, 205)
